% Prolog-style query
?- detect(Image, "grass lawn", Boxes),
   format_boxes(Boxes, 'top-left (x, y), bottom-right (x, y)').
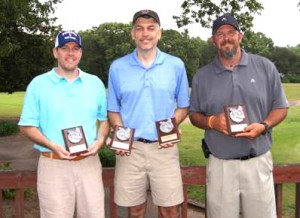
top-left (0, 92), bottom-right (24, 118)
top-left (0, 84), bottom-right (299, 217)
top-left (283, 83), bottom-right (300, 101)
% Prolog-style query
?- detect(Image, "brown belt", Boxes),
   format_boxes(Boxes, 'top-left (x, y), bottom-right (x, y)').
top-left (41, 152), bottom-right (86, 161)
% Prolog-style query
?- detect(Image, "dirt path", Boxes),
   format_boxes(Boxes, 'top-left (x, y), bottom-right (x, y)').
top-left (289, 100), bottom-right (300, 106)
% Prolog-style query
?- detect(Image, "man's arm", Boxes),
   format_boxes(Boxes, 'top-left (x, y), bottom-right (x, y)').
top-left (84, 120), bottom-right (110, 156)
top-left (174, 107), bottom-right (189, 125)
top-left (108, 111), bottom-right (123, 127)
top-left (189, 112), bottom-right (229, 135)
top-left (236, 108), bottom-right (288, 139)
top-left (19, 126), bottom-right (71, 158)
top-left (263, 108), bottom-right (288, 128)
top-left (189, 112), bottom-right (210, 130)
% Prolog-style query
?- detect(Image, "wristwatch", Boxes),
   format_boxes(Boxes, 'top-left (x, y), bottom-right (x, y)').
top-left (260, 121), bottom-right (271, 135)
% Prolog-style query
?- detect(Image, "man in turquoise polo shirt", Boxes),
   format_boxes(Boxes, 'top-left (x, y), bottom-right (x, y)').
top-left (18, 30), bottom-right (109, 217)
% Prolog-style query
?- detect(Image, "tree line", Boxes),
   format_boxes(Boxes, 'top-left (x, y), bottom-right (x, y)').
top-left (1, 0), bottom-right (300, 93)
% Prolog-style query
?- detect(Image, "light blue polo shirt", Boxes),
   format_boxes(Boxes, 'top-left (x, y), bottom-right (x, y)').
top-left (108, 48), bottom-right (190, 141)
top-left (190, 50), bottom-right (288, 159)
top-left (18, 68), bottom-right (107, 152)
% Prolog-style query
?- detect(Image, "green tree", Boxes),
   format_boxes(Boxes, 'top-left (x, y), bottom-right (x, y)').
top-left (80, 23), bottom-right (133, 85)
top-left (242, 31), bottom-right (274, 58)
top-left (159, 30), bottom-right (210, 83)
top-left (0, 0), bottom-right (62, 93)
top-left (271, 47), bottom-right (300, 76)
top-left (289, 44), bottom-right (300, 56)
top-left (173, 0), bottom-right (264, 33)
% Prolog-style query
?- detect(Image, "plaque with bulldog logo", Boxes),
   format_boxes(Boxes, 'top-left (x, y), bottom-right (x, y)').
top-left (62, 126), bottom-right (88, 155)
top-left (156, 117), bottom-right (180, 145)
top-left (224, 105), bottom-right (249, 134)
top-left (110, 126), bottom-right (135, 152)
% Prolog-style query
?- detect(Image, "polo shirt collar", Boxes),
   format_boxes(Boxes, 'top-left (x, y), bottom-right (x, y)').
top-left (213, 49), bottom-right (248, 74)
top-left (131, 48), bottom-right (165, 67)
top-left (49, 68), bottom-right (85, 83)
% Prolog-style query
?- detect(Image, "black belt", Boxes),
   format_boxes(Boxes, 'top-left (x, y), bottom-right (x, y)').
top-left (207, 150), bottom-right (256, 161)
top-left (231, 154), bottom-right (256, 160)
top-left (136, 138), bottom-right (157, 143)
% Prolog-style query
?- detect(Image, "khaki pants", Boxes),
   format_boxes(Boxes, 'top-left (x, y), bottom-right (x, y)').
top-left (38, 155), bottom-right (105, 218)
top-left (207, 151), bottom-right (276, 218)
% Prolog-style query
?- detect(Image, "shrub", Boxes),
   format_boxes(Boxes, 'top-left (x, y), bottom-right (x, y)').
top-left (0, 162), bottom-right (15, 199)
top-left (0, 120), bottom-right (18, 137)
top-left (0, 162), bottom-right (32, 199)
top-left (98, 145), bottom-right (116, 167)
top-left (0, 162), bottom-right (12, 171)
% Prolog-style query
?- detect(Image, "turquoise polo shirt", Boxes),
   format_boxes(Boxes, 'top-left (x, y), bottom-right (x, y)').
top-left (18, 68), bottom-right (107, 152)
top-left (108, 48), bottom-right (190, 141)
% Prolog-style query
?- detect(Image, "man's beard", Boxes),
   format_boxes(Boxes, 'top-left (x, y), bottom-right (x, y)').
top-left (219, 40), bottom-right (238, 60)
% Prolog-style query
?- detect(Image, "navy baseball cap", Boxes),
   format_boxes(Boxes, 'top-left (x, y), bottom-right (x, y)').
top-left (132, 9), bottom-right (160, 26)
top-left (212, 14), bottom-right (240, 34)
top-left (54, 30), bottom-right (82, 48)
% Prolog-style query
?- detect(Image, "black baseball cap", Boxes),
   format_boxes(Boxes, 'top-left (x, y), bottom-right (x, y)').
top-left (132, 9), bottom-right (160, 26)
top-left (212, 14), bottom-right (240, 34)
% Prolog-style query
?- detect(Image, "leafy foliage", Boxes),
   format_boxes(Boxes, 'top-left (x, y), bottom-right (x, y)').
top-left (270, 47), bottom-right (300, 77)
top-left (0, 162), bottom-right (12, 171)
top-left (1, 0), bottom-right (300, 93)
top-left (160, 29), bottom-right (213, 82)
top-left (242, 31), bottom-right (274, 57)
top-left (80, 23), bottom-right (133, 85)
top-left (0, 0), bottom-right (62, 93)
top-left (0, 120), bottom-right (18, 137)
top-left (0, 162), bottom-right (15, 199)
top-left (173, 0), bottom-right (264, 33)
top-left (98, 146), bottom-right (116, 167)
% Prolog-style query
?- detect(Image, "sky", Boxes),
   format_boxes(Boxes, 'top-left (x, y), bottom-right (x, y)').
top-left (53, 0), bottom-right (300, 47)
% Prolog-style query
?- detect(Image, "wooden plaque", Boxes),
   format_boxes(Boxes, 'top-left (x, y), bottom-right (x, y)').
top-left (156, 117), bottom-right (180, 145)
top-left (110, 126), bottom-right (135, 152)
top-left (224, 105), bottom-right (249, 134)
top-left (62, 126), bottom-right (88, 155)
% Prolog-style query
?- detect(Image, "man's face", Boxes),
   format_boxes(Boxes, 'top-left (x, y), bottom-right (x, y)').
top-left (53, 42), bottom-right (82, 72)
top-left (212, 25), bottom-right (243, 60)
top-left (131, 17), bottom-right (161, 52)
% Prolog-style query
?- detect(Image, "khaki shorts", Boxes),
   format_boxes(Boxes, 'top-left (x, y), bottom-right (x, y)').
top-left (114, 141), bottom-right (183, 207)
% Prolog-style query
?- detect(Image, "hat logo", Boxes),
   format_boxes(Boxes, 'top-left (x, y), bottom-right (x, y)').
top-left (141, 9), bottom-right (150, 14)
top-left (221, 17), bottom-right (228, 21)
top-left (63, 31), bottom-right (77, 40)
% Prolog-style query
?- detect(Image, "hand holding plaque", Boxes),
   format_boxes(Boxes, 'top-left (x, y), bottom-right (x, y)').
top-left (224, 105), bottom-right (249, 134)
top-left (110, 126), bottom-right (135, 152)
top-left (62, 126), bottom-right (88, 155)
top-left (156, 117), bottom-right (180, 145)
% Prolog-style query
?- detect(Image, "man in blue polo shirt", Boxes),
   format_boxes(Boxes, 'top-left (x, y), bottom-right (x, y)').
top-left (18, 30), bottom-right (109, 217)
top-left (108, 9), bottom-right (190, 217)
top-left (189, 14), bottom-right (288, 218)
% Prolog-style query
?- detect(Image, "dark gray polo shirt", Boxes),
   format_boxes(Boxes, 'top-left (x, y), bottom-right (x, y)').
top-left (190, 50), bottom-right (288, 159)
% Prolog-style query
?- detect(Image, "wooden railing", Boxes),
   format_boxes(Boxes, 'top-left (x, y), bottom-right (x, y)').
top-left (181, 165), bottom-right (300, 218)
top-left (0, 165), bottom-right (299, 218)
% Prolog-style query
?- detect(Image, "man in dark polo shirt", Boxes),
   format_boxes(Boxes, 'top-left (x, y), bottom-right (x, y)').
top-left (189, 14), bottom-right (288, 218)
